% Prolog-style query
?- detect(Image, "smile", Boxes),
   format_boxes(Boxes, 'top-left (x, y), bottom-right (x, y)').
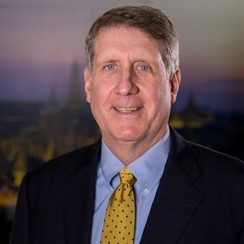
top-left (114, 107), bottom-right (140, 113)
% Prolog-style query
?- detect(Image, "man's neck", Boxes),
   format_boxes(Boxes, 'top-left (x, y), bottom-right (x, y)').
top-left (102, 129), bottom-right (168, 165)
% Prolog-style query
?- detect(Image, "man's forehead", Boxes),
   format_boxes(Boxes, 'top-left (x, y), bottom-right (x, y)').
top-left (93, 26), bottom-right (165, 60)
top-left (95, 24), bottom-right (156, 42)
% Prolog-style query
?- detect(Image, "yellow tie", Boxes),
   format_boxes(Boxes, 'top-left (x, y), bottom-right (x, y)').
top-left (101, 167), bottom-right (136, 244)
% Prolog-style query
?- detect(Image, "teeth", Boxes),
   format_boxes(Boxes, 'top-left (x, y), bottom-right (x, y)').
top-left (115, 107), bottom-right (138, 113)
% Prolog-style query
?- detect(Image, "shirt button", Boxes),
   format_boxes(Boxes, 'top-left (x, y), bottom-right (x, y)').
top-left (144, 188), bottom-right (150, 194)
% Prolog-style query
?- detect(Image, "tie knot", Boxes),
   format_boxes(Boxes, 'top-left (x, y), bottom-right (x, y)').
top-left (119, 167), bottom-right (135, 185)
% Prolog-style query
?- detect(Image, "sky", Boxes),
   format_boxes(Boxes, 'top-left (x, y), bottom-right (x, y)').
top-left (0, 0), bottom-right (244, 112)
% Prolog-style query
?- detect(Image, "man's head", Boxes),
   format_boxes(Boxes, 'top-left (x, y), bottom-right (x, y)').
top-left (85, 5), bottom-right (179, 79)
top-left (84, 6), bottom-right (181, 163)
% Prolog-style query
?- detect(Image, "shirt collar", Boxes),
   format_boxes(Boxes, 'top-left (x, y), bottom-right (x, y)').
top-left (100, 126), bottom-right (170, 191)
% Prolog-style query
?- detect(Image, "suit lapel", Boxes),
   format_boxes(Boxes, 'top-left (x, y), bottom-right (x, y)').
top-left (140, 129), bottom-right (204, 244)
top-left (62, 141), bottom-right (101, 244)
top-left (55, 130), bottom-right (204, 243)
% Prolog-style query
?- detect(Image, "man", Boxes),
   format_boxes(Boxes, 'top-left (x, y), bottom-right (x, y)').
top-left (11, 6), bottom-right (244, 244)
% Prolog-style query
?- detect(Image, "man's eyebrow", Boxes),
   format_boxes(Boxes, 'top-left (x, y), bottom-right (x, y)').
top-left (96, 58), bottom-right (118, 64)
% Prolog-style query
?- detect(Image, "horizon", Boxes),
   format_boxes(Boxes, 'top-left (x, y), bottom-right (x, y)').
top-left (1, 0), bottom-right (244, 113)
top-left (1, 61), bottom-right (243, 113)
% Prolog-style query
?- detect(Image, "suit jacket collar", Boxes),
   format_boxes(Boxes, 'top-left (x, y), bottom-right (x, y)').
top-left (62, 141), bottom-right (101, 244)
top-left (140, 128), bottom-right (204, 244)
top-left (61, 128), bottom-right (204, 243)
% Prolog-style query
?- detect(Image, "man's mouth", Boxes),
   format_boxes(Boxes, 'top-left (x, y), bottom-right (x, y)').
top-left (114, 107), bottom-right (140, 113)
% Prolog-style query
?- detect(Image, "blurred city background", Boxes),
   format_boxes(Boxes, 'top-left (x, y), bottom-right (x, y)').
top-left (0, 0), bottom-right (244, 243)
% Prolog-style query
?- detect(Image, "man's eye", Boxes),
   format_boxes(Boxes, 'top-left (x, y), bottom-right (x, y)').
top-left (104, 64), bottom-right (115, 70)
top-left (139, 65), bottom-right (151, 72)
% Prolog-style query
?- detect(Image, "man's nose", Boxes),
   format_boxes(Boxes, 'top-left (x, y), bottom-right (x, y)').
top-left (115, 68), bottom-right (138, 96)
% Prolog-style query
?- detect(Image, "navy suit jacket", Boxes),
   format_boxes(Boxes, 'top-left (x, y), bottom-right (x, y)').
top-left (11, 129), bottom-right (244, 243)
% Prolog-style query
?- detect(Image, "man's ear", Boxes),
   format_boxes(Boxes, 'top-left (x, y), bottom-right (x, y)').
top-left (84, 67), bottom-right (92, 103)
top-left (170, 69), bottom-right (181, 104)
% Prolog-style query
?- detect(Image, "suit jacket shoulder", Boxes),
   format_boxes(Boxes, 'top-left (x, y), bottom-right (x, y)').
top-left (167, 128), bottom-right (244, 183)
top-left (141, 129), bottom-right (244, 244)
top-left (11, 141), bottom-right (101, 244)
top-left (29, 142), bottom-right (99, 179)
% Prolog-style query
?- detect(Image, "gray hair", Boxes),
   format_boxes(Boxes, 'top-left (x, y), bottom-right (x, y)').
top-left (85, 6), bottom-right (179, 77)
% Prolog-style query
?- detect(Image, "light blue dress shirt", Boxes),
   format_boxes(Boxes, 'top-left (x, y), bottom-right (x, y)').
top-left (91, 127), bottom-right (170, 244)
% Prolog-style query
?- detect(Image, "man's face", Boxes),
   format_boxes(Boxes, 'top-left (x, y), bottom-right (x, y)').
top-left (84, 26), bottom-right (180, 150)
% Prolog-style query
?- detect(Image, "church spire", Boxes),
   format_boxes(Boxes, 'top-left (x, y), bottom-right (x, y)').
top-left (67, 62), bottom-right (82, 111)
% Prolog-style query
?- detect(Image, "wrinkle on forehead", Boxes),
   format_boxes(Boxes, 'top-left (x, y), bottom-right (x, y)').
top-left (93, 26), bottom-right (165, 69)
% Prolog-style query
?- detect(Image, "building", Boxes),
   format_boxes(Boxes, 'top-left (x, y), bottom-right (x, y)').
top-left (0, 62), bottom-right (99, 190)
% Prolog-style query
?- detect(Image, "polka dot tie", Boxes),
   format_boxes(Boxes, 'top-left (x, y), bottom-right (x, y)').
top-left (100, 167), bottom-right (136, 244)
